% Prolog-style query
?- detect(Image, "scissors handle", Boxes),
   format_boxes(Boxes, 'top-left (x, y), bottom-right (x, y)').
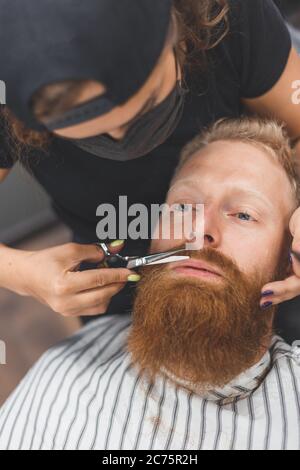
top-left (97, 243), bottom-right (128, 268)
top-left (97, 242), bottom-right (189, 270)
top-left (105, 255), bottom-right (128, 269)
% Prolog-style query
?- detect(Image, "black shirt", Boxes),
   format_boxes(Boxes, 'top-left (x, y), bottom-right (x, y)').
top-left (0, 0), bottom-right (292, 315)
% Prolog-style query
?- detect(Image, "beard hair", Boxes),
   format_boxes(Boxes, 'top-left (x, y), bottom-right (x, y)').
top-left (127, 248), bottom-right (279, 390)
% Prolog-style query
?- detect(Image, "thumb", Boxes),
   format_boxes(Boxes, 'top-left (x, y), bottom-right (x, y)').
top-left (107, 239), bottom-right (126, 254)
top-left (67, 243), bottom-right (106, 266)
top-left (290, 207), bottom-right (300, 260)
top-left (290, 207), bottom-right (300, 240)
top-left (291, 249), bottom-right (300, 277)
top-left (74, 240), bottom-right (126, 264)
top-left (288, 206), bottom-right (300, 276)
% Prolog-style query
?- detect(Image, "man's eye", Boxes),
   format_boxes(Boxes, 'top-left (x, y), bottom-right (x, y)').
top-left (174, 203), bottom-right (191, 213)
top-left (234, 212), bottom-right (256, 222)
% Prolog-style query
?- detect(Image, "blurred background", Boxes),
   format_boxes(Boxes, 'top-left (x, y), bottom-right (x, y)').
top-left (1, 0), bottom-right (300, 405)
top-left (0, 168), bottom-right (80, 405)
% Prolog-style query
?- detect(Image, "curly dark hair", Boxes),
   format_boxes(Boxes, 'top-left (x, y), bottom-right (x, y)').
top-left (1, 0), bottom-right (229, 157)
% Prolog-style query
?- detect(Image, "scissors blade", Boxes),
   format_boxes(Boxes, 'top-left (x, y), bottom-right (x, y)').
top-left (147, 255), bottom-right (190, 266)
top-left (126, 252), bottom-right (190, 269)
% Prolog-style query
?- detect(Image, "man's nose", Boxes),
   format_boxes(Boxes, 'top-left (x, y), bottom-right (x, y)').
top-left (202, 207), bottom-right (222, 248)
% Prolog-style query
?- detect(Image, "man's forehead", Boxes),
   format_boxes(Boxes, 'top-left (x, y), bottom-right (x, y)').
top-left (180, 141), bottom-right (276, 175)
top-left (170, 141), bottom-right (296, 211)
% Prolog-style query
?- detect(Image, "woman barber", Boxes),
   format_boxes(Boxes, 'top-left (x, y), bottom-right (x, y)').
top-left (1, 0), bottom-right (300, 323)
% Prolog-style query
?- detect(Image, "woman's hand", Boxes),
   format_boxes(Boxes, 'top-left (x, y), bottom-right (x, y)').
top-left (12, 241), bottom-right (138, 317)
top-left (260, 207), bottom-right (300, 309)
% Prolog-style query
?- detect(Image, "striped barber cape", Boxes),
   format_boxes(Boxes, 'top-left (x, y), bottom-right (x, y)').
top-left (0, 313), bottom-right (299, 450)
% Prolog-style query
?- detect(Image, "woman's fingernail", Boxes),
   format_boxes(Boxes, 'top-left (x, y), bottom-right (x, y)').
top-left (110, 240), bottom-right (125, 248)
top-left (261, 301), bottom-right (273, 310)
top-left (127, 274), bottom-right (141, 283)
top-left (261, 290), bottom-right (274, 297)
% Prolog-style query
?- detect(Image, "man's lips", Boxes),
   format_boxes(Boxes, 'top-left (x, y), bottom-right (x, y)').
top-left (169, 259), bottom-right (224, 280)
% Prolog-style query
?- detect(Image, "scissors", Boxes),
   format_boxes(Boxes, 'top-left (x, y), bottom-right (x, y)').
top-left (98, 243), bottom-right (190, 269)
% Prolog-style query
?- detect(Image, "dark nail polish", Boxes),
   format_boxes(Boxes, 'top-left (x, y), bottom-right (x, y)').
top-left (261, 301), bottom-right (273, 310)
top-left (261, 290), bottom-right (274, 297)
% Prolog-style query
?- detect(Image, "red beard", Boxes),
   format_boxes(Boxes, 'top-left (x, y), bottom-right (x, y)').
top-left (127, 248), bottom-right (277, 390)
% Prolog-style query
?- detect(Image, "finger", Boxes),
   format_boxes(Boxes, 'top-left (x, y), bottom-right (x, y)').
top-left (61, 305), bottom-right (108, 317)
top-left (261, 275), bottom-right (300, 307)
top-left (290, 208), bottom-right (300, 275)
top-left (65, 242), bottom-right (106, 267)
top-left (291, 251), bottom-right (300, 277)
top-left (65, 267), bottom-right (135, 293)
top-left (69, 283), bottom-right (125, 315)
top-left (73, 240), bottom-right (125, 265)
top-left (291, 208), bottom-right (300, 260)
top-left (107, 240), bottom-right (125, 253)
top-left (77, 307), bottom-right (108, 317)
top-left (290, 206), bottom-right (300, 238)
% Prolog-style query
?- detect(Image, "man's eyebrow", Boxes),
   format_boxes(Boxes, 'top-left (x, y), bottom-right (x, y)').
top-left (228, 187), bottom-right (275, 211)
top-left (168, 179), bottom-right (200, 196)
top-left (168, 179), bottom-right (275, 211)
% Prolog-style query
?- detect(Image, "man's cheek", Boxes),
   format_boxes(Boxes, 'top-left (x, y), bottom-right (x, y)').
top-left (150, 238), bottom-right (174, 254)
top-left (221, 242), bottom-right (257, 277)
top-left (231, 248), bottom-right (276, 281)
top-left (151, 215), bottom-right (187, 252)
top-left (252, 232), bottom-right (287, 278)
top-left (150, 224), bottom-right (178, 253)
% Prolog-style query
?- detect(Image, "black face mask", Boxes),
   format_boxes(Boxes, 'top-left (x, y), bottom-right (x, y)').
top-left (65, 81), bottom-right (187, 161)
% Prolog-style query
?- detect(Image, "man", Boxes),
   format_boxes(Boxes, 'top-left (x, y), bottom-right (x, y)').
top-left (0, 117), bottom-right (299, 450)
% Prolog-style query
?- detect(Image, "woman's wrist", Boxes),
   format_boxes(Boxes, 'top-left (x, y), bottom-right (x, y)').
top-left (0, 244), bottom-right (34, 296)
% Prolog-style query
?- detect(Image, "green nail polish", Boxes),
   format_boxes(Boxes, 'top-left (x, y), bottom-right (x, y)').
top-left (110, 240), bottom-right (125, 248)
top-left (127, 274), bottom-right (141, 283)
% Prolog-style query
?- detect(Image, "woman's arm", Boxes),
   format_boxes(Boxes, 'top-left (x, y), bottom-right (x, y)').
top-left (243, 47), bottom-right (300, 168)
top-left (0, 243), bottom-right (32, 296)
top-left (242, 46), bottom-right (300, 304)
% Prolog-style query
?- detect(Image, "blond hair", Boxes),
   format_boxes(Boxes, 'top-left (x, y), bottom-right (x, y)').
top-left (177, 117), bottom-right (300, 205)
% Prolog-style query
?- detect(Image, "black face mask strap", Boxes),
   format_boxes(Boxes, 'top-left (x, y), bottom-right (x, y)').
top-left (44, 93), bottom-right (116, 131)
top-left (45, 48), bottom-right (186, 133)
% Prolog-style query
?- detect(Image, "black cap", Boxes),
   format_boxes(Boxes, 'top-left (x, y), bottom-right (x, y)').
top-left (0, 0), bottom-right (172, 130)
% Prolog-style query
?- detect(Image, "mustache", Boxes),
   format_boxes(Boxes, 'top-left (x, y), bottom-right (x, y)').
top-left (179, 247), bottom-right (237, 269)
top-left (146, 246), bottom-right (244, 282)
